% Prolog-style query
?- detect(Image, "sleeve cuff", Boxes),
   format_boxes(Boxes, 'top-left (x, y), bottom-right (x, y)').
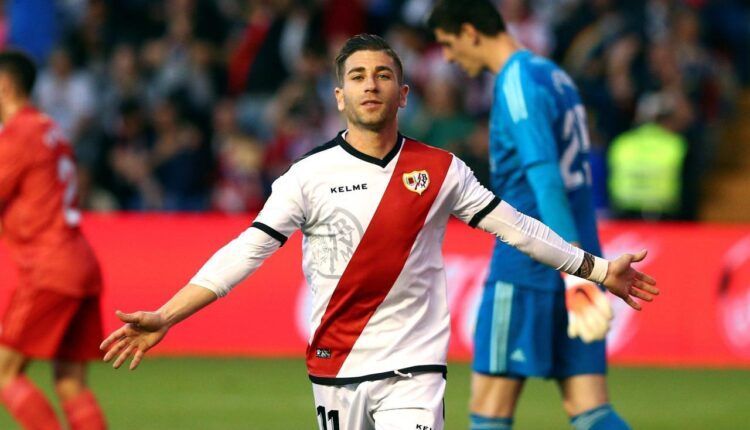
top-left (188, 278), bottom-right (227, 298)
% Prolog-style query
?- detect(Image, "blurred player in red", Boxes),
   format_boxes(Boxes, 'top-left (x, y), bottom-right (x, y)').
top-left (0, 51), bottom-right (107, 430)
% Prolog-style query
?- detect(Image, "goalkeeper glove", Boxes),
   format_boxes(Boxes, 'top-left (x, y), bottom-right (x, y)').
top-left (564, 275), bottom-right (613, 343)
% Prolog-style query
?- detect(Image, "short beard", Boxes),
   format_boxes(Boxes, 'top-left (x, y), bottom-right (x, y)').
top-left (345, 108), bottom-right (389, 132)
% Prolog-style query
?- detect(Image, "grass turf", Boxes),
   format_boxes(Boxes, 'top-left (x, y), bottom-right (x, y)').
top-left (1, 357), bottom-right (748, 429)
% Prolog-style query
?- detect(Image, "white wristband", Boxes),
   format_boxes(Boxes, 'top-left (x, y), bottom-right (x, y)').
top-left (589, 256), bottom-right (609, 284)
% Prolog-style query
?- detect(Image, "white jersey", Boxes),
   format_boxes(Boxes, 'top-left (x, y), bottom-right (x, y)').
top-left (196, 131), bottom-right (496, 383)
top-left (190, 131), bottom-right (607, 385)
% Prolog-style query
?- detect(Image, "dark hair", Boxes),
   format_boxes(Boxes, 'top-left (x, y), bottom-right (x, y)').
top-left (335, 34), bottom-right (404, 85)
top-left (0, 51), bottom-right (37, 96)
top-left (427, 0), bottom-right (506, 36)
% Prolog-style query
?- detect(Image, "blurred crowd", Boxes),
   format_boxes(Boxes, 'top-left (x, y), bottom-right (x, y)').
top-left (2, 0), bottom-right (749, 218)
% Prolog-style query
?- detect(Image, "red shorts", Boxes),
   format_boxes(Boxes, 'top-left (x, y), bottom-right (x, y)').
top-left (0, 288), bottom-right (103, 361)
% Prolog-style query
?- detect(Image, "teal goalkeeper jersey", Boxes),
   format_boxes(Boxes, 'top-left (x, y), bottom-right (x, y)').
top-left (487, 50), bottom-right (601, 290)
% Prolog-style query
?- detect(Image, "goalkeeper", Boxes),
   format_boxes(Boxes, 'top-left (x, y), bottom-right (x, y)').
top-left (429, 1), bottom-right (631, 429)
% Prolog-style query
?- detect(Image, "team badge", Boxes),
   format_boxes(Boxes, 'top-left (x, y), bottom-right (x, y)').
top-left (402, 170), bottom-right (430, 195)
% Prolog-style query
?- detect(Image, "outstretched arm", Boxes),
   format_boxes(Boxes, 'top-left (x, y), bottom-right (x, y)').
top-left (477, 199), bottom-right (658, 310)
top-left (100, 167), bottom-right (305, 370)
top-left (100, 284), bottom-right (217, 370)
top-left (100, 223), bottom-right (287, 369)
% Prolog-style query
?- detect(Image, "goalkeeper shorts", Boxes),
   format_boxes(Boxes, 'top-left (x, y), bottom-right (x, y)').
top-left (311, 371), bottom-right (445, 430)
top-left (472, 280), bottom-right (606, 378)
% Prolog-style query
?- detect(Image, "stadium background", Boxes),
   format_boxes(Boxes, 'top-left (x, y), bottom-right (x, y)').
top-left (2, 0), bottom-right (750, 428)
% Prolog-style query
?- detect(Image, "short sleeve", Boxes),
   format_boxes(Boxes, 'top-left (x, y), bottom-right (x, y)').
top-left (252, 167), bottom-right (306, 244)
top-left (450, 156), bottom-right (500, 227)
top-left (500, 61), bottom-right (558, 168)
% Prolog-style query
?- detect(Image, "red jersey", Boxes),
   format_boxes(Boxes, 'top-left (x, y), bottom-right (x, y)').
top-left (0, 106), bottom-right (101, 296)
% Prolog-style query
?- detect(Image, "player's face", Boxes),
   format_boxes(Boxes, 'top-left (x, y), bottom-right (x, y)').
top-left (335, 50), bottom-right (408, 132)
top-left (434, 28), bottom-right (485, 77)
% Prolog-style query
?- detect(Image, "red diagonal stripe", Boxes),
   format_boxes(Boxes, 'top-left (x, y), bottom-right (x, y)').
top-left (307, 139), bottom-right (453, 378)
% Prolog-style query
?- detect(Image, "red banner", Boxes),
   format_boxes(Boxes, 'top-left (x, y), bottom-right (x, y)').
top-left (1, 214), bottom-right (749, 367)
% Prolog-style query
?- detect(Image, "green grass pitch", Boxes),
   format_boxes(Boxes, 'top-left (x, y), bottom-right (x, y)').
top-left (2, 357), bottom-right (749, 429)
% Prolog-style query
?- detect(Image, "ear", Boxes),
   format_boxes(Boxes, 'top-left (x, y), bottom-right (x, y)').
top-left (399, 84), bottom-right (409, 108)
top-left (461, 23), bottom-right (480, 45)
top-left (334, 86), bottom-right (345, 112)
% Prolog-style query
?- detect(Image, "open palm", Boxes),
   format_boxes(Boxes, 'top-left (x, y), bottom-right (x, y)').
top-left (100, 310), bottom-right (170, 370)
top-left (602, 249), bottom-right (659, 310)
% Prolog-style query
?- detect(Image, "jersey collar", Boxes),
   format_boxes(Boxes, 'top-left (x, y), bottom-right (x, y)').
top-left (336, 130), bottom-right (404, 168)
top-left (497, 49), bottom-right (532, 82)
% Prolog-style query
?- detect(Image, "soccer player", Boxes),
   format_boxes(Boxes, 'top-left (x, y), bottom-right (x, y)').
top-left (0, 51), bottom-right (107, 429)
top-left (428, 1), bottom-right (633, 429)
top-left (100, 34), bottom-right (657, 430)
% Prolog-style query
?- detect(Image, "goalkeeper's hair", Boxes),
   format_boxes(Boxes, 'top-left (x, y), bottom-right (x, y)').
top-left (0, 50), bottom-right (36, 96)
top-left (427, 0), bottom-right (507, 36)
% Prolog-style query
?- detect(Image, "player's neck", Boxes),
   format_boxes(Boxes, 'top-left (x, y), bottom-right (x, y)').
top-left (344, 123), bottom-right (399, 160)
top-left (0, 98), bottom-right (30, 123)
top-left (486, 34), bottom-right (524, 75)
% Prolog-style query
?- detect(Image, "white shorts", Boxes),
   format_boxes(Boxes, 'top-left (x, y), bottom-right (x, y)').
top-left (311, 371), bottom-right (445, 430)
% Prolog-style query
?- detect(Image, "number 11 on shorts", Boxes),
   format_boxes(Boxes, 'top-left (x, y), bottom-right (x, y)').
top-left (317, 406), bottom-right (340, 430)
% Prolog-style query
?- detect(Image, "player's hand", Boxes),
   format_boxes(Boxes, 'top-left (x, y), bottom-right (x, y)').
top-left (565, 276), bottom-right (613, 343)
top-left (602, 249), bottom-right (659, 310)
top-left (100, 310), bottom-right (170, 370)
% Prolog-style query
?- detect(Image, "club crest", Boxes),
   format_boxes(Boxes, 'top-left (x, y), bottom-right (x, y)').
top-left (402, 170), bottom-right (430, 195)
